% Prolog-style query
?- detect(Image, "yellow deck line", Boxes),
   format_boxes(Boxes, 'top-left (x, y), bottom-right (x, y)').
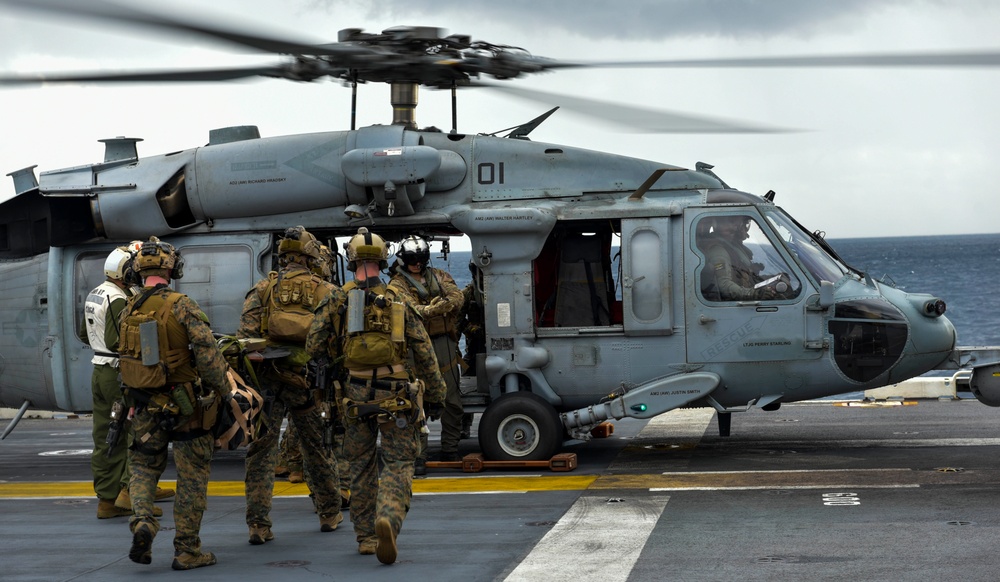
top-left (0, 474), bottom-right (600, 499)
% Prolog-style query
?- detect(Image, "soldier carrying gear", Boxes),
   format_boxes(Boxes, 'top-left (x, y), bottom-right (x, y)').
top-left (237, 226), bottom-right (346, 546)
top-left (390, 235), bottom-right (466, 469)
top-left (119, 236), bottom-right (230, 571)
top-left (306, 226), bottom-right (447, 565)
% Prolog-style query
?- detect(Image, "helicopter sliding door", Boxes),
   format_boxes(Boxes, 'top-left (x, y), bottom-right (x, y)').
top-left (620, 218), bottom-right (675, 336)
top-left (53, 232), bottom-right (270, 412)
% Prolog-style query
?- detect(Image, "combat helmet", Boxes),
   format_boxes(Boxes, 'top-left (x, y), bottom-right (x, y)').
top-left (133, 236), bottom-right (184, 279)
top-left (344, 227), bottom-right (389, 272)
top-left (277, 226), bottom-right (322, 268)
top-left (397, 235), bottom-right (430, 268)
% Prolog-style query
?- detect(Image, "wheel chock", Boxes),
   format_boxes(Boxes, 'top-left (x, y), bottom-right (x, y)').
top-left (424, 452), bottom-right (578, 473)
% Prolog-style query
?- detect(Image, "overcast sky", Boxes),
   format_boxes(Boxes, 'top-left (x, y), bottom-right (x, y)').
top-left (1, 0), bottom-right (998, 241)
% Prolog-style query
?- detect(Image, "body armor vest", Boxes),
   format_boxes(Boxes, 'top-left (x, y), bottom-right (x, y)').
top-left (118, 289), bottom-right (197, 389)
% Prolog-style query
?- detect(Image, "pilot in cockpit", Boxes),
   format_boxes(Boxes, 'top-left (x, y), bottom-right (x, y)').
top-left (700, 215), bottom-right (788, 301)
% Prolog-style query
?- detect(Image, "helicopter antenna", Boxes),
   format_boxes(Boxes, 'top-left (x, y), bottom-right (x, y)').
top-left (350, 75), bottom-right (358, 131)
top-left (451, 84), bottom-right (458, 133)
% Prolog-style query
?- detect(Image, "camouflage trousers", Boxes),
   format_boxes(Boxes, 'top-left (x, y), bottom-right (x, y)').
top-left (276, 414), bottom-right (350, 493)
top-left (91, 364), bottom-right (129, 501)
top-left (343, 380), bottom-right (419, 544)
top-left (245, 378), bottom-right (340, 527)
top-left (277, 415), bottom-right (303, 472)
top-left (128, 407), bottom-right (214, 555)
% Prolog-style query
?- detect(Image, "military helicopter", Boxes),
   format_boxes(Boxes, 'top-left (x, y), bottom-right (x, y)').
top-left (2, 0), bottom-right (999, 458)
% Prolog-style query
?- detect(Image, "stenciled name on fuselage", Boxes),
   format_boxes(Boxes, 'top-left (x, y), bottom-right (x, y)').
top-left (473, 215), bottom-right (534, 221)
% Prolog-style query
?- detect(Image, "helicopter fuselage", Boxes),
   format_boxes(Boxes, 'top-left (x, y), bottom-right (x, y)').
top-left (0, 124), bottom-right (978, 455)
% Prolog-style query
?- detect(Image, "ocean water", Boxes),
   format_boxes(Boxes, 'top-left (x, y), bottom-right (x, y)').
top-left (830, 233), bottom-right (1000, 348)
top-left (435, 232), bottom-right (1000, 349)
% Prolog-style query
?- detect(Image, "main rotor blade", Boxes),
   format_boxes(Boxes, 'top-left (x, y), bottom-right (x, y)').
top-left (553, 50), bottom-right (1000, 70)
top-left (480, 84), bottom-right (796, 134)
top-left (0, 0), bottom-right (371, 58)
top-left (0, 65), bottom-right (295, 85)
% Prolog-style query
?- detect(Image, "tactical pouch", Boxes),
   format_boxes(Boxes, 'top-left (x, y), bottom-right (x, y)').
top-left (344, 332), bottom-right (396, 368)
top-left (264, 274), bottom-right (323, 343)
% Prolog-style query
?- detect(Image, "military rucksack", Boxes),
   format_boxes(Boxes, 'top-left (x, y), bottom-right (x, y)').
top-left (118, 290), bottom-right (191, 389)
top-left (342, 283), bottom-right (407, 370)
top-left (261, 270), bottom-right (327, 343)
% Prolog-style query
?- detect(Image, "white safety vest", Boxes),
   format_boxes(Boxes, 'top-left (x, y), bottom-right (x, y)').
top-left (85, 280), bottom-right (127, 366)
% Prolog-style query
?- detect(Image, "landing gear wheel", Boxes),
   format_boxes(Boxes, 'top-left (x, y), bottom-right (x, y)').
top-left (479, 392), bottom-right (562, 461)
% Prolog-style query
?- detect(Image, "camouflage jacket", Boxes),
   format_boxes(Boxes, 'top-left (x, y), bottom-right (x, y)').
top-left (389, 264), bottom-right (464, 334)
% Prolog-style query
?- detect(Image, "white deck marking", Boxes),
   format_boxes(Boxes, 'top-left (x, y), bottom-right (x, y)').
top-left (503, 495), bottom-right (670, 582)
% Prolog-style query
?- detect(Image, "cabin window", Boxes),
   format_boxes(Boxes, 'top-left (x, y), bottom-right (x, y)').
top-left (534, 222), bottom-right (622, 328)
top-left (74, 252), bottom-right (110, 344)
top-left (696, 214), bottom-right (801, 302)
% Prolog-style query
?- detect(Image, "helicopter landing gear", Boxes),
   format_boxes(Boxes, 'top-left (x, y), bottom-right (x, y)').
top-left (717, 412), bottom-right (731, 437)
top-left (478, 392), bottom-right (562, 461)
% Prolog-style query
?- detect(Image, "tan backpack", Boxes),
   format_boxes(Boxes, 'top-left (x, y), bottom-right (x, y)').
top-left (261, 271), bottom-right (326, 343)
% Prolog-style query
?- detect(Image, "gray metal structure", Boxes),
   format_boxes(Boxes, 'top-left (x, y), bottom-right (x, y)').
top-left (1, 1), bottom-right (999, 458)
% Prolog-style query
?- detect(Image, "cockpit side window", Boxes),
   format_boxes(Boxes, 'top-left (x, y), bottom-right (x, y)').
top-left (696, 214), bottom-right (801, 302)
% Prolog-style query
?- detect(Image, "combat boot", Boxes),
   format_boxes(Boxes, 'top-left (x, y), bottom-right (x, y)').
top-left (154, 486), bottom-right (175, 501)
top-left (97, 498), bottom-right (131, 519)
top-left (413, 458), bottom-right (426, 476)
top-left (375, 517), bottom-right (397, 565)
top-left (248, 524), bottom-right (274, 545)
top-left (128, 522), bottom-right (157, 565)
top-left (358, 539), bottom-right (377, 555)
top-left (171, 550), bottom-right (217, 570)
top-left (113, 487), bottom-right (163, 517)
top-left (274, 464), bottom-right (290, 477)
top-left (288, 469), bottom-right (304, 483)
top-left (320, 512), bottom-right (343, 532)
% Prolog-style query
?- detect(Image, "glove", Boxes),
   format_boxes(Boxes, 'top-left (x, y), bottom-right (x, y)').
top-left (422, 297), bottom-right (451, 318)
top-left (425, 401), bottom-right (444, 420)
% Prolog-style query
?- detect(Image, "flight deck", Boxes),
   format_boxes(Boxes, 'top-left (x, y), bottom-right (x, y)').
top-left (2, 397), bottom-right (1000, 581)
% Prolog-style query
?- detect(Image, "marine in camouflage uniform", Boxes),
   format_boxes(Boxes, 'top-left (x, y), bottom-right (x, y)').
top-left (237, 227), bottom-right (345, 544)
top-left (389, 236), bottom-right (465, 464)
top-left (305, 227), bottom-right (447, 564)
top-left (121, 237), bottom-right (229, 570)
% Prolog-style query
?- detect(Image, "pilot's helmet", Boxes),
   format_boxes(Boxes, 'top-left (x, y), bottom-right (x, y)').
top-left (103, 247), bottom-right (133, 281)
top-left (344, 227), bottom-right (389, 272)
top-left (133, 236), bottom-right (184, 279)
top-left (397, 235), bottom-right (430, 268)
top-left (712, 215), bottom-right (751, 233)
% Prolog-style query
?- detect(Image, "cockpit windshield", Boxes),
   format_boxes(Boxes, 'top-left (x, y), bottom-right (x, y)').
top-left (763, 208), bottom-right (850, 286)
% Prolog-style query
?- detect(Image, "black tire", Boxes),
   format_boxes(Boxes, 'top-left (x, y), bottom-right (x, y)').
top-left (478, 391), bottom-right (562, 461)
